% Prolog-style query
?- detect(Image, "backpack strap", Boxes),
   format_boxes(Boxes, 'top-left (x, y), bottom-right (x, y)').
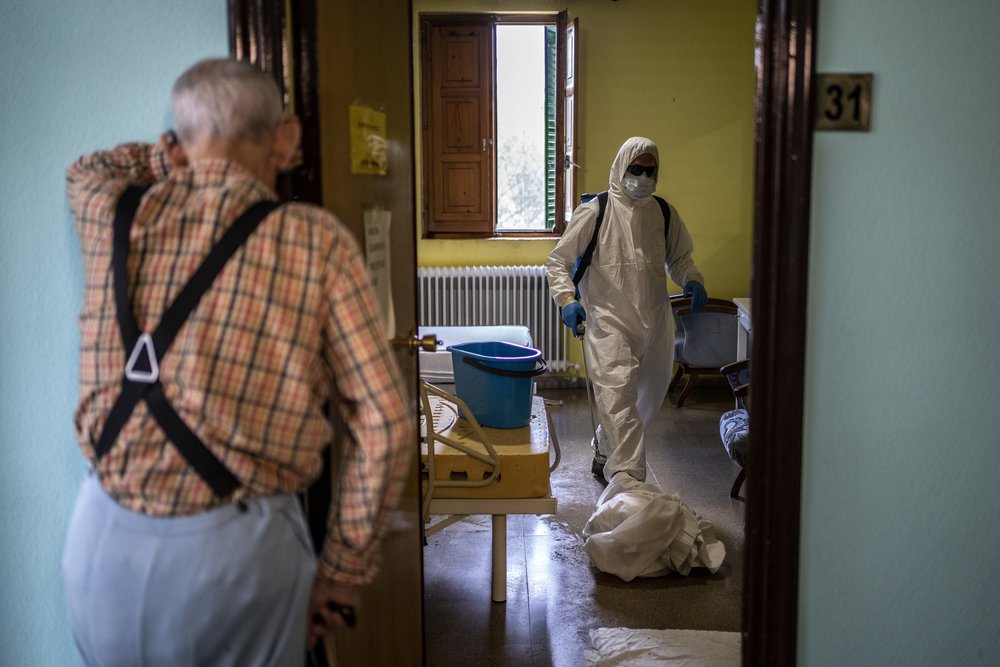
top-left (654, 195), bottom-right (672, 238)
top-left (571, 191), bottom-right (608, 287)
top-left (95, 186), bottom-right (280, 498)
top-left (571, 192), bottom-right (672, 288)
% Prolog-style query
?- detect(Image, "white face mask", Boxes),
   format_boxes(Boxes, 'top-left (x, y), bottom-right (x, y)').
top-left (621, 173), bottom-right (656, 200)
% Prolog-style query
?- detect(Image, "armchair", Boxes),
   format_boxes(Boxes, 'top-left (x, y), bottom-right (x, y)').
top-left (668, 296), bottom-right (740, 407)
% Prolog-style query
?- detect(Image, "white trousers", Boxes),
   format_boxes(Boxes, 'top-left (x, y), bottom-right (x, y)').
top-left (588, 316), bottom-right (674, 481)
top-left (62, 473), bottom-right (316, 667)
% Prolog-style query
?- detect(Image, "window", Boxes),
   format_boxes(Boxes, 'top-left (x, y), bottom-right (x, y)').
top-left (420, 13), bottom-right (577, 237)
top-left (495, 24), bottom-right (552, 232)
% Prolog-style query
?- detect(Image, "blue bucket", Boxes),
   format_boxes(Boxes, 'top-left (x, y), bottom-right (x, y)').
top-left (447, 341), bottom-right (548, 428)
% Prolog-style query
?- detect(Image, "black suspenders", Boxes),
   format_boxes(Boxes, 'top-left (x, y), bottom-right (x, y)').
top-left (94, 185), bottom-right (280, 498)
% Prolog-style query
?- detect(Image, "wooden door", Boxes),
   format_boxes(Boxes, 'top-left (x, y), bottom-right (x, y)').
top-left (228, 1), bottom-right (424, 665)
top-left (313, 1), bottom-right (423, 665)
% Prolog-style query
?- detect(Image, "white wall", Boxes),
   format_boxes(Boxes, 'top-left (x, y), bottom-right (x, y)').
top-left (802, 1), bottom-right (1000, 663)
top-left (0, 3), bottom-right (227, 664)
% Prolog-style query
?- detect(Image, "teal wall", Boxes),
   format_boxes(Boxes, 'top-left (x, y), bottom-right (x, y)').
top-left (0, 3), bottom-right (227, 663)
top-left (802, 1), bottom-right (1000, 664)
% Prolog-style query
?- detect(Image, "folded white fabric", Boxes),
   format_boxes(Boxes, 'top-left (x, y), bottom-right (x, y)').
top-left (582, 474), bottom-right (726, 582)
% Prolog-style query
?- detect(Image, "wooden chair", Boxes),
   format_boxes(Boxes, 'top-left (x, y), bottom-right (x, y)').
top-left (668, 296), bottom-right (740, 407)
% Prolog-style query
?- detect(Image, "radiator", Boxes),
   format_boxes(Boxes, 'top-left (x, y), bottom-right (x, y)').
top-left (418, 265), bottom-right (571, 372)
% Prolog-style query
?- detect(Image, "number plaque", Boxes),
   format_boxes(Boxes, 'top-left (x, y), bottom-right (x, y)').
top-left (815, 73), bottom-right (872, 131)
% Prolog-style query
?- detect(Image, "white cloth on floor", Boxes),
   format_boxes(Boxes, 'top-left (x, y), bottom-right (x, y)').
top-left (582, 474), bottom-right (725, 582)
top-left (585, 627), bottom-right (740, 667)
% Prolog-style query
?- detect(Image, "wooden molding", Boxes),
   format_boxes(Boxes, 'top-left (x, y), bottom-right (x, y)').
top-left (743, 0), bottom-right (818, 664)
top-left (228, 0), bottom-right (323, 205)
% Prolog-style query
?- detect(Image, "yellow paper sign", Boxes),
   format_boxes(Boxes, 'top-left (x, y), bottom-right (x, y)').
top-left (349, 105), bottom-right (388, 175)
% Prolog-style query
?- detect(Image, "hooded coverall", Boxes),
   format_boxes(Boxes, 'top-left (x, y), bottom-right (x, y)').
top-left (546, 136), bottom-right (704, 481)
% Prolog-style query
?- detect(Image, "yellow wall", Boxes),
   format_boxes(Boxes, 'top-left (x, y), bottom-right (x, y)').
top-left (413, 0), bottom-right (757, 300)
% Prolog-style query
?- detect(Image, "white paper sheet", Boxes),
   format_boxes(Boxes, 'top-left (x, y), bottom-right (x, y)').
top-left (363, 207), bottom-right (395, 338)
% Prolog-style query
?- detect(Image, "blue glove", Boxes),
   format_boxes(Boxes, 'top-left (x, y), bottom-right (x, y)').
top-left (561, 301), bottom-right (586, 333)
top-left (683, 281), bottom-right (708, 313)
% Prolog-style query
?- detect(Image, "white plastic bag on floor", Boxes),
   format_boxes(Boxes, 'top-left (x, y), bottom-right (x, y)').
top-left (582, 474), bottom-right (726, 582)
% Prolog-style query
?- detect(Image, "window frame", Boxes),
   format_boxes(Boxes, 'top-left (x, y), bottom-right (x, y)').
top-left (419, 12), bottom-right (573, 239)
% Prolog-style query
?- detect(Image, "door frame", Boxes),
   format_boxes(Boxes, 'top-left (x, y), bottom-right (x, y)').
top-left (744, 0), bottom-right (817, 664)
top-left (228, 0), bottom-right (819, 664)
top-left (228, 0), bottom-right (323, 205)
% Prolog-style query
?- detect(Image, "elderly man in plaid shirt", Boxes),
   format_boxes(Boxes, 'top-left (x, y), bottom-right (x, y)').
top-left (61, 58), bottom-right (412, 665)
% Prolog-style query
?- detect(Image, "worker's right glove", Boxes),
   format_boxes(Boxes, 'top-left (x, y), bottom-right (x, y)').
top-left (684, 281), bottom-right (708, 313)
top-left (560, 301), bottom-right (586, 332)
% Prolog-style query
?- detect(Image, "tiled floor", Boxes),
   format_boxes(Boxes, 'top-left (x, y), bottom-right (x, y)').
top-left (423, 378), bottom-right (745, 667)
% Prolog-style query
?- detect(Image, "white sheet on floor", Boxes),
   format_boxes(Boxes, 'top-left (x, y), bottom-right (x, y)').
top-left (585, 627), bottom-right (740, 667)
top-left (582, 474), bottom-right (725, 581)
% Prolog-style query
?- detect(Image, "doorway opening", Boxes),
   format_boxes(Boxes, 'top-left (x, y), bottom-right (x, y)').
top-left (229, 0), bottom-right (816, 663)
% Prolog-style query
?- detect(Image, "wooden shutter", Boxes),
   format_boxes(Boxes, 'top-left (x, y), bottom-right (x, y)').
top-left (421, 16), bottom-right (494, 236)
top-left (544, 25), bottom-right (558, 230)
top-left (561, 15), bottom-right (578, 229)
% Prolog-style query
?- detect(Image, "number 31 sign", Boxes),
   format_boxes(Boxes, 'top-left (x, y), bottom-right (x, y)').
top-left (815, 74), bottom-right (872, 131)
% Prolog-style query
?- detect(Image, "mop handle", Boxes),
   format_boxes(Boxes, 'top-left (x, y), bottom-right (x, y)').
top-left (577, 323), bottom-right (598, 437)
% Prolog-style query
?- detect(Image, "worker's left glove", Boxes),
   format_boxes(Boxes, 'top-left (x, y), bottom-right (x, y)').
top-left (683, 281), bottom-right (708, 313)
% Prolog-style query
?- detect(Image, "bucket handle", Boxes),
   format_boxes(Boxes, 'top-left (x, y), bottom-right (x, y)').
top-left (460, 356), bottom-right (548, 378)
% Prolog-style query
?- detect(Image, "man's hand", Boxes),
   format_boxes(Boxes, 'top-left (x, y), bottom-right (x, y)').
top-left (159, 130), bottom-right (189, 170)
top-left (274, 115), bottom-right (303, 173)
top-left (306, 578), bottom-right (361, 649)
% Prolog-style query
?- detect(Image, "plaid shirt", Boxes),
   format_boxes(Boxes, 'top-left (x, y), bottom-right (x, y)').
top-left (67, 142), bottom-right (413, 585)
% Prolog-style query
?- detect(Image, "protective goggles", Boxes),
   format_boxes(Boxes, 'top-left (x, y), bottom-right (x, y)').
top-left (626, 164), bottom-right (657, 178)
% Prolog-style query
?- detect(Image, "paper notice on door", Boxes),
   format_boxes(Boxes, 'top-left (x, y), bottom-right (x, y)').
top-left (364, 207), bottom-right (395, 338)
top-left (349, 105), bottom-right (388, 175)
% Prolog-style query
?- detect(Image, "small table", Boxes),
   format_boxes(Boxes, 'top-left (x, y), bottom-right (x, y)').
top-left (421, 389), bottom-right (557, 602)
top-left (733, 297), bottom-right (752, 360)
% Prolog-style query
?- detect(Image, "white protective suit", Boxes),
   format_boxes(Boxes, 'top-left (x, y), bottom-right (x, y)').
top-left (547, 136), bottom-right (704, 481)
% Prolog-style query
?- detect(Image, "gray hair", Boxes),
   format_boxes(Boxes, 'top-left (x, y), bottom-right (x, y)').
top-left (171, 58), bottom-right (283, 144)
